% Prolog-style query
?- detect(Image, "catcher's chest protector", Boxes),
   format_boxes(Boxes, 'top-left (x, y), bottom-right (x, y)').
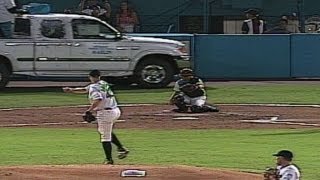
top-left (178, 77), bottom-right (205, 98)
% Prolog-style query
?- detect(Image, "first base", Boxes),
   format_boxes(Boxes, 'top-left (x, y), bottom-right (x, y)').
top-left (120, 169), bottom-right (147, 177)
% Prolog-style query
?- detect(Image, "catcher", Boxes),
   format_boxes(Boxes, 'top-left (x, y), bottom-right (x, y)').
top-left (264, 150), bottom-right (301, 180)
top-left (169, 68), bottom-right (219, 113)
top-left (63, 70), bottom-right (129, 165)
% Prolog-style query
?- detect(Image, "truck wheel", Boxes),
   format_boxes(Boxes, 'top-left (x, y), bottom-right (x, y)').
top-left (0, 64), bottom-right (10, 89)
top-left (135, 57), bottom-right (175, 88)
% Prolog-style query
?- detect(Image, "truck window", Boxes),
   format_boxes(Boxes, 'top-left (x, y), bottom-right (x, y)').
top-left (14, 18), bottom-right (31, 37)
top-left (41, 20), bottom-right (65, 39)
top-left (72, 19), bottom-right (115, 39)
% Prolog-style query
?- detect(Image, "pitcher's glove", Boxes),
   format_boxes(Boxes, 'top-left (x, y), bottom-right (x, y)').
top-left (83, 111), bottom-right (96, 123)
top-left (263, 167), bottom-right (278, 180)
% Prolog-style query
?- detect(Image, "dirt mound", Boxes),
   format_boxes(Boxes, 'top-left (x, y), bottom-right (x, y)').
top-left (0, 165), bottom-right (261, 180)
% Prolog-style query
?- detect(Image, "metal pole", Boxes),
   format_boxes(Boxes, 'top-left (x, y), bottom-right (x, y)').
top-left (203, 0), bottom-right (209, 33)
top-left (298, 0), bottom-right (305, 32)
top-left (177, 0), bottom-right (180, 33)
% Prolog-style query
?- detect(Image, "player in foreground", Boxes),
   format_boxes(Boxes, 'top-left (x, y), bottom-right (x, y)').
top-left (63, 70), bottom-right (129, 165)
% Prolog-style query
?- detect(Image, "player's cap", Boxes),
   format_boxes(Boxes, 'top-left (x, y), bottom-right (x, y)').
top-left (180, 68), bottom-right (193, 77)
top-left (245, 9), bottom-right (259, 16)
top-left (273, 150), bottom-right (293, 161)
top-left (89, 69), bottom-right (101, 77)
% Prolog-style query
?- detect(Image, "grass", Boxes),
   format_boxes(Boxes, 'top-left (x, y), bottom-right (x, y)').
top-left (2, 84), bottom-right (320, 108)
top-left (0, 128), bottom-right (320, 180)
top-left (1, 83), bottom-right (320, 179)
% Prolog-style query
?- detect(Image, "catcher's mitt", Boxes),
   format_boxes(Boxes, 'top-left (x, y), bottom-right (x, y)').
top-left (263, 167), bottom-right (279, 180)
top-left (180, 84), bottom-right (197, 93)
top-left (83, 111), bottom-right (96, 123)
top-left (180, 83), bottom-right (204, 98)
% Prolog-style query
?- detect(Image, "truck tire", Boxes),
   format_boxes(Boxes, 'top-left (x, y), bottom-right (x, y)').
top-left (0, 64), bottom-right (10, 89)
top-left (135, 57), bottom-right (175, 88)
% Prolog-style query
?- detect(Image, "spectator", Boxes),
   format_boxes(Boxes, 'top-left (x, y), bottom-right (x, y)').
top-left (78, 0), bottom-right (111, 23)
top-left (241, 9), bottom-right (266, 34)
top-left (0, 0), bottom-right (17, 38)
top-left (100, 0), bottom-right (112, 23)
top-left (79, 0), bottom-right (99, 15)
top-left (116, 1), bottom-right (139, 33)
top-left (264, 18), bottom-right (292, 34)
top-left (286, 13), bottom-right (300, 33)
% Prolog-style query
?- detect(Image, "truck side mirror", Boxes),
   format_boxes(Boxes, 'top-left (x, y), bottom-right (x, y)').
top-left (115, 32), bottom-right (122, 39)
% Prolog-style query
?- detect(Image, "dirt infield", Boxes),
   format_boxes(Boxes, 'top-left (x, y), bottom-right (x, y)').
top-left (1, 104), bottom-right (320, 179)
top-left (1, 104), bottom-right (320, 129)
top-left (0, 165), bottom-right (262, 180)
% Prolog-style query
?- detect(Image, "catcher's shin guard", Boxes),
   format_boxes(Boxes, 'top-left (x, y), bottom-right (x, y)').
top-left (202, 105), bottom-right (219, 112)
top-left (190, 105), bottom-right (204, 113)
top-left (174, 95), bottom-right (188, 112)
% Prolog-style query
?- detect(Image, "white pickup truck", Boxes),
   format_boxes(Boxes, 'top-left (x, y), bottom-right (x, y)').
top-left (0, 14), bottom-right (190, 89)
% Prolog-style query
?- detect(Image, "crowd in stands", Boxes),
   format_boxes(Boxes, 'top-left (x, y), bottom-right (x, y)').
top-left (0, 0), bottom-right (316, 37)
top-left (66, 0), bottom-right (139, 33)
top-left (242, 8), bottom-right (301, 34)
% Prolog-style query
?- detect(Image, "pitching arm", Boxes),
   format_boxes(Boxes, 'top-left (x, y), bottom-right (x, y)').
top-left (62, 87), bottom-right (88, 94)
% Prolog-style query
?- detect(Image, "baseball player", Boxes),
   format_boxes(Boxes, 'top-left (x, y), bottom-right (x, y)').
top-left (264, 150), bottom-right (301, 180)
top-left (63, 70), bottom-right (129, 165)
top-left (169, 68), bottom-right (219, 113)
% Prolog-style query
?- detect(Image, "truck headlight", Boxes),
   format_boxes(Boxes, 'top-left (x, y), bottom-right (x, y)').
top-left (177, 46), bottom-right (187, 53)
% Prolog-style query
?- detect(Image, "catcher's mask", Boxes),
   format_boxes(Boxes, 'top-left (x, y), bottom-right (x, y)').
top-left (180, 68), bottom-right (193, 77)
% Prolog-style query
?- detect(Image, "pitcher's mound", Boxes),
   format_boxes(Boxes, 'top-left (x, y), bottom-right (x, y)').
top-left (0, 165), bottom-right (261, 180)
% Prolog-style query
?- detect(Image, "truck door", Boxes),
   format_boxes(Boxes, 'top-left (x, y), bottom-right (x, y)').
top-left (34, 19), bottom-right (72, 75)
top-left (5, 18), bottom-right (35, 74)
top-left (70, 19), bottom-right (131, 72)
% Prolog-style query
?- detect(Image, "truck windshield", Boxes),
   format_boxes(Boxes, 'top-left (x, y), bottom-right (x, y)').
top-left (72, 19), bottom-right (116, 39)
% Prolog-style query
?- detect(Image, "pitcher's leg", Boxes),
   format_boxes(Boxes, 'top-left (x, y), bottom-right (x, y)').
top-left (112, 132), bottom-right (130, 159)
top-left (97, 110), bottom-right (114, 164)
top-left (98, 121), bottom-right (113, 142)
top-left (102, 141), bottom-right (113, 164)
top-left (111, 132), bottom-right (123, 149)
top-left (111, 108), bottom-right (129, 159)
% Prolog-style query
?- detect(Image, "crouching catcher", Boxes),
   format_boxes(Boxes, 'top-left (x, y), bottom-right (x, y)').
top-left (169, 68), bottom-right (219, 113)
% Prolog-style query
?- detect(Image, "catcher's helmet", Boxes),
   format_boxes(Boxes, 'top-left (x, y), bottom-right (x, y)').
top-left (180, 68), bottom-right (193, 77)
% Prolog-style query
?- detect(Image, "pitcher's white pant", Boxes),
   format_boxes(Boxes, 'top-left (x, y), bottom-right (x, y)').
top-left (183, 95), bottom-right (206, 106)
top-left (96, 107), bottom-right (121, 142)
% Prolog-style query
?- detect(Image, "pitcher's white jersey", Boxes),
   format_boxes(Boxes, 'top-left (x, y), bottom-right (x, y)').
top-left (86, 80), bottom-right (120, 142)
top-left (86, 80), bottom-right (117, 110)
top-left (277, 165), bottom-right (300, 180)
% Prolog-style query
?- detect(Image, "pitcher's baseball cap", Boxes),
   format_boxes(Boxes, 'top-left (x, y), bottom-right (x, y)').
top-left (273, 150), bottom-right (293, 161)
top-left (89, 69), bottom-right (101, 77)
